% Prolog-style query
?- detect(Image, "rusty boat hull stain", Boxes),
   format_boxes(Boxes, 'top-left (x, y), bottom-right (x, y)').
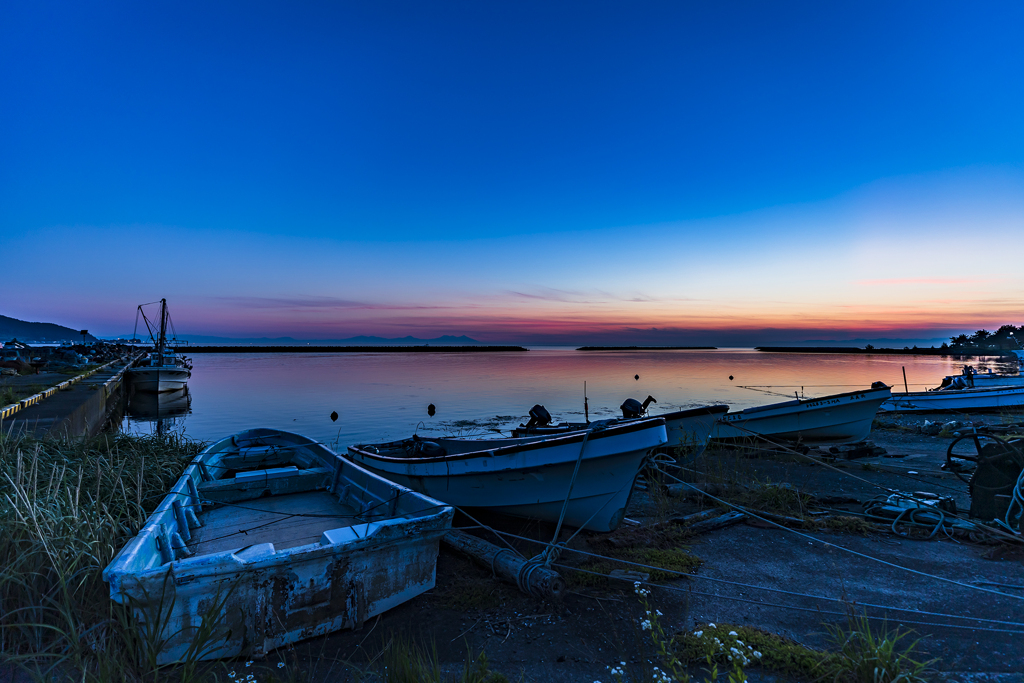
top-left (103, 428), bottom-right (453, 664)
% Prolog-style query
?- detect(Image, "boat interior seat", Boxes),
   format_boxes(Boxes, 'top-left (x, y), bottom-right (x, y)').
top-left (198, 466), bottom-right (333, 504)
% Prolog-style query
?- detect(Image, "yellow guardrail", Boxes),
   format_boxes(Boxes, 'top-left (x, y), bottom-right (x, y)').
top-left (0, 354), bottom-right (140, 422)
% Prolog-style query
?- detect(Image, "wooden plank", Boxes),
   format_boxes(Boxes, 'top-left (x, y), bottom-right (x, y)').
top-left (191, 491), bottom-right (361, 555)
top-left (197, 467), bottom-right (332, 503)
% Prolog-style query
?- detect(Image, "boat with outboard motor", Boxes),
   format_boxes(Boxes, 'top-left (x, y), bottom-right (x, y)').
top-left (513, 398), bottom-right (728, 457)
top-left (935, 353), bottom-right (1024, 390)
top-left (126, 299), bottom-right (192, 392)
top-left (710, 383), bottom-right (893, 443)
top-left (103, 428), bottom-right (452, 664)
top-left (346, 417), bottom-right (668, 533)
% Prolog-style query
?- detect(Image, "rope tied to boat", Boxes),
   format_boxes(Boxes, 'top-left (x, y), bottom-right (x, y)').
top-left (536, 430), bottom-right (591, 567)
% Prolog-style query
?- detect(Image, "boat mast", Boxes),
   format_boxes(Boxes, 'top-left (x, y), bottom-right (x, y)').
top-left (157, 298), bottom-right (168, 355)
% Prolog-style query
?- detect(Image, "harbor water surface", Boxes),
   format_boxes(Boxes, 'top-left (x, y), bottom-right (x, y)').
top-left (122, 348), bottom-right (1015, 446)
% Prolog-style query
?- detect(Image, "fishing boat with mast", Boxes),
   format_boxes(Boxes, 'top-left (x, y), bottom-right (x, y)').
top-left (127, 299), bottom-right (192, 393)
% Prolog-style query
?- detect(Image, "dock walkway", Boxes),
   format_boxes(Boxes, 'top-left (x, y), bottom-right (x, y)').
top-left (1, 358), bottom-right (136, 438)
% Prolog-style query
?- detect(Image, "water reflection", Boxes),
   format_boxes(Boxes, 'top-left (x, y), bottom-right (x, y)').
top-left (125, 388), bottom-right (192, 435)
top-left (119, 348), bottom-right (1015, 446)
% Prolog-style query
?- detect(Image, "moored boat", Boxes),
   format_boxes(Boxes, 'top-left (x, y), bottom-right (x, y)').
top-left (127, 299), bottom-right (192, 392)
top-left (103, 428), bottom-right (452, 664)
top-left (711, 384), bottom-right (892, 443)
top-left (879, 384), bottom-right (1024, 412)
top-left (346, 417), bottom-right (668, 533)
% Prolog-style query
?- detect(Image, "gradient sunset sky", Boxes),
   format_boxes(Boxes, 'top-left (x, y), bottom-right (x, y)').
top-left (3, 2), bottom-right (1023, 344)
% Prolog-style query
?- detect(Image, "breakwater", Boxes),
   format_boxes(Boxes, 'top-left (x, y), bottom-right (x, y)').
top-left (755, 346), bottom-right (1010, 356)
top-left (186, 345), bottom-right (527, 353)
top-left (576, 346), bottom-right (717, 351)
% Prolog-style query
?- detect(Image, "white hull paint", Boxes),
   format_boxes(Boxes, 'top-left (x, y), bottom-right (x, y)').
top-left (517, 405), bottom-right (728, 458)
top-left (347, 418), bottom-right (668, 532)
top-left (711, 386), bottom-right (892, 443)
top-left (104, 429), bottom-right (452, 664)
top-left (879, 385), bottom-right (1024, 412)
top-left (127, 366), bottom-right (191, 392)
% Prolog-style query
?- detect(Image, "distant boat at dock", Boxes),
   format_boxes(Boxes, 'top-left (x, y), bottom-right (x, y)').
top-left (346, 417), bottom-right (668, 532)
top-left (103, 428), bottom-right (452, 664)
top-left (710, 384), bottom-right (892, 443)
top-left (126, 299), bottom-right (192, 392)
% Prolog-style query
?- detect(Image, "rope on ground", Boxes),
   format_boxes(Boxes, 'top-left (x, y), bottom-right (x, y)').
top-left (714, 421), bottom-right (1019, 543)
top-left (552, 563), bottom-right (1024, 636)
top-left (654, 465), bottom-right (1024, 602)
top-left (478, 525), bottom-right (1024, 629)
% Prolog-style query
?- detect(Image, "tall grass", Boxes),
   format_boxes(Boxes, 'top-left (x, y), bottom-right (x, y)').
top-left (0, 430), bottom-right (203, 681)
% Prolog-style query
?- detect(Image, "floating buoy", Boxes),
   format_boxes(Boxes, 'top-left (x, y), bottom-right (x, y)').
top-left (427, 403), bottom-right (436, 417)
top-left (729, 376), bottom-right (734, 381)
top-left (330, 411), bottom-right (338, 422)
top-left (634, 374), bottom-right (640, 381)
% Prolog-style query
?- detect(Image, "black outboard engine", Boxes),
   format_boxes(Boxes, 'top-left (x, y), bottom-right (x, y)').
top-left (523, 404), bottom-right (552, 431)
top-left (870, 381), bottom-right (888, 390)
top-left (620, 395), bottom-right (657, 419)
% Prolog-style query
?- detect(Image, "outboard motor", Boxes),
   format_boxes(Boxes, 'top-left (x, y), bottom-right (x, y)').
top-left (620, 395), bottom-right (657, 419)
top-left (870, 381), bottom-right (888, 390)
top-left (523, 404), bottom-right (552, 431)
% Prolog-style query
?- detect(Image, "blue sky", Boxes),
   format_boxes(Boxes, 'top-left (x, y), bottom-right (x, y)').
top-left (3, 2), bottom-right (1023, 343)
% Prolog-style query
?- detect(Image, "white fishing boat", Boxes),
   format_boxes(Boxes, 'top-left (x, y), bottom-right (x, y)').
top-left (514, 400), bottom-right (728, 456)
top-left (127, 299), bottom-right (192, 392)
top-left (936, 354), bottom-right (1024, 389)
top-left (103, 428), bottom-right (453, 664)
top-left (879, 384), bottom-right (1024, 412)
top-left (346, 417), bottom-right (668, 533)
top-left (711, 384), bottom-right (892, 443)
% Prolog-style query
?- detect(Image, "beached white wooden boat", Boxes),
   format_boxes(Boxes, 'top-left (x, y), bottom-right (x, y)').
top-left (347, 417), bottom-right (668, 533)
top-left (103, 428), bottom-right (452, 664)
top-left (127, 299), bottom-right (192, 392)
top-left (711, 385), bottom-right (892, 443)
top-left (514, 403), bottom-right (728, 456)
top-left (879, 384), bottom-right (1024, 412)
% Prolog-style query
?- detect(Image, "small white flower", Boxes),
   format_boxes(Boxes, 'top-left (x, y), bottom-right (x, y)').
top-left (277, 662), bottom-right (285, 669)
top-left (693, 630), bottom-right (703, 637)
top-left (729, 630), bottom-right (738, 636)
top-left (245, 661), bottom-right (253, 667)
top-left (709, 622), bottom-right (716, 628)
top-left (228, 674), bottom-right (236, 680)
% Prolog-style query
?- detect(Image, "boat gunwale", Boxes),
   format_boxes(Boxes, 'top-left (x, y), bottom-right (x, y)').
top-left (104, 428), bottom-right (453, 587)
top-left (887, 384), bottom-right (1024, 399)
top-left (723, 386), bottom-right (892, 420)
top-left (348, 416), bottom-right (667, 465)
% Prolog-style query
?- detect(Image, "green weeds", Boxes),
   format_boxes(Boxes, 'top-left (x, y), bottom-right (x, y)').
top-left (0, 431), bottom-right (203, 681)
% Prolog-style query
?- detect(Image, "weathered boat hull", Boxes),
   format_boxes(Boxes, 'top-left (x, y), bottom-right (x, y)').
top-left (879, 385), bottom-right (1024, 412)
top-left (659, 405), bottom-right (730, 454)
top-left (347, 418), bottom-right (668, 532)
top-left (127, 366), bottom-right (191, 392)
top-left (711, 387), bottom-right (892, 443)
top-left (103, 429), bottom-right (452, 664)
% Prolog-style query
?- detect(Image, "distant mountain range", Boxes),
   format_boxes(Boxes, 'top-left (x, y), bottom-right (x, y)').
top-left (110, 333), bottom-right (483, 346)
top-left (0, 315), bottom-right (98, 342)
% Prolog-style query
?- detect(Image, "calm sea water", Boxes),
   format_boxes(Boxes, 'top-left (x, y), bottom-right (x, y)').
top-left (121, 348), bottom-right (1014, 447)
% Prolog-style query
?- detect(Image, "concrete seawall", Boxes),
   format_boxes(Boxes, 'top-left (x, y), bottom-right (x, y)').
top-left (1, 357), bottom-right (137, 438)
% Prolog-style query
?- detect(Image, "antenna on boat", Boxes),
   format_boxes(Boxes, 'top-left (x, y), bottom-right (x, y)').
top-left (584, 381), bottom-right (589, 424)
top-left (902, 366), bottom-right (909, 394)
